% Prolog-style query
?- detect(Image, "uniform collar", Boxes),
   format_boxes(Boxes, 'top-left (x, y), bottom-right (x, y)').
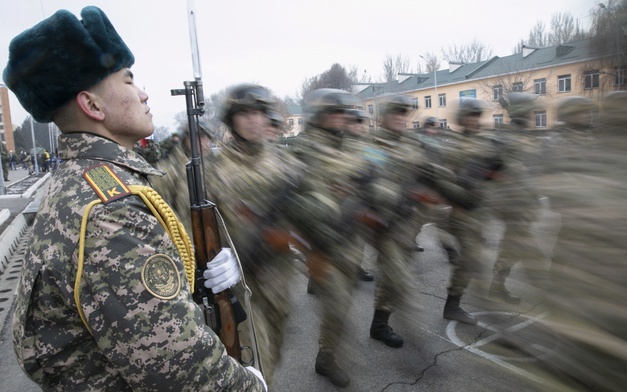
top-left (57, 132), bottom-right (164, 177)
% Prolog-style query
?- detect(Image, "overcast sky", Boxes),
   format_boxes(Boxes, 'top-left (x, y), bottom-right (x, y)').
top-left (1, 0), bottom-right (598, 132)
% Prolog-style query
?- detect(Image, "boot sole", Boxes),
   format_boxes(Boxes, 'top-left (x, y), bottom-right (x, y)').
top-left (370, 333), bottom-right (404, 348)
top-left (315, 365), bottom-right (350, 387)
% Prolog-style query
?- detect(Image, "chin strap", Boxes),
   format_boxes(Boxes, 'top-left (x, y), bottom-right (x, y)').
top-left (75, 185), bottom-right (196, 333)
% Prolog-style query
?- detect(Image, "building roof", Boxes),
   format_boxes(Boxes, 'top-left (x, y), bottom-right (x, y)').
top-left (355, 38), bottom-right (600, 100)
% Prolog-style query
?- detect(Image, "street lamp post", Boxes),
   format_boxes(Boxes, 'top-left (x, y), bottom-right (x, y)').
top-left (420, 55), bottom-right (439, 124)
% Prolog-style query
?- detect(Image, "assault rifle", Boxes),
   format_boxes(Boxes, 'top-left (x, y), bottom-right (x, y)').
top-left (171, 0), bottom-right (260, 371)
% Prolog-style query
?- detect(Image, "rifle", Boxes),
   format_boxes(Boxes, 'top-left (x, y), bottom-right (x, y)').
top-left (171, 0), bottom-right (260, 371)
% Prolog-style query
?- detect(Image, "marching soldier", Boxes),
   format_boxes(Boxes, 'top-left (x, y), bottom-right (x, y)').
top-left (290, 88), bottom-right (366, 388)
top-left (201, 84), bottom-right (304, 386)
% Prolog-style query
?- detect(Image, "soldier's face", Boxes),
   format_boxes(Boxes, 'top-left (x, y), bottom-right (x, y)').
top-left (320, 111), bottom-right (348, 131)
top-left (384, 112), bottom-right (407, 132)
top-left (232, 109), bottom-right (268, 142)
top-left (89, 68), bottom-right (154, 147)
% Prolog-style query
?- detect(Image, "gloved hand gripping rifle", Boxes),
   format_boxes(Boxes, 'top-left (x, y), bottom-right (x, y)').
top-left (171, 0), bottom-right (261, 373)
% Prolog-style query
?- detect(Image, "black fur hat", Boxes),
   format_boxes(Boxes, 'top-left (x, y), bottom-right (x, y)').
top-left (2, 6), bottom-right (134, 123)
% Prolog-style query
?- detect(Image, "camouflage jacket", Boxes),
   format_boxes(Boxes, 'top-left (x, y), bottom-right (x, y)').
top-left (290, 125), bottom-right (368, 258)
top-left (13, 133), bottom-right (263, 392)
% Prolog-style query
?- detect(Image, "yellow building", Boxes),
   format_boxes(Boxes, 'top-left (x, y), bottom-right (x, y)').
top-left (355, 39), bottom-right (623, 131)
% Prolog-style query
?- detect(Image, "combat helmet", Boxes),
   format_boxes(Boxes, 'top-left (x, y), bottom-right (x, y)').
top-left (424, 116), bottom-right (437, 127)
top-left (456, 98), bottom-right (485, 125)
top-left (221, 84), bottom-right (276, 129)
top-left (507, 92), bottom-right (539, 126)
top-left (380, 94), bottom-right (413, 117)
top-left (304, 88), bottom-right (359, 125)
top-left (556, 96), bottom-right (594, 129)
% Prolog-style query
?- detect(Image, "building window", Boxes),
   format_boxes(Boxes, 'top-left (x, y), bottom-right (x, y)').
top-left (413, 121), bottom-right (420, 129)
top-left (288, 118), bottom-right (294, 125)
top-left (438, 93), bottom-right (446, 107)
top-left (411, 97), bottom-right (419, 110)
top-left (584, 70), bottom-right (600, 89)
top-left (368, 105), bottom-right (374, 114)
top-left (535, 111), bottom-right (547, 127)
top-left (493, 114), bottom-right (504, 128)
top-left (558, 74), bottom-right (571, 92)
top-left (615, 66), bottom-right (626, 86)
top-left (493, 85), bottom-right (503, 101)
top-left (425, 96), bottom-right (432, 109)
top-left (512, 82), bottom-right (523, 92)
top-left (534, 78), bottom-right (546, 94)
top-left (298, 118), bottom-right (303, 125)
top-left (438, 119), bottom-right (447, 129)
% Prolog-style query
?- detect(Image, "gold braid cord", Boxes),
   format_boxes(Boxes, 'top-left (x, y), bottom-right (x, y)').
top-left (127, 185), bottom-right (196, 292)
top-left (75, 186), bottom-right (196, 333)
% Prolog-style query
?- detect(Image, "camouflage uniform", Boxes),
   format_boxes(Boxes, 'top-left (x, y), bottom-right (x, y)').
top-left (437, 128), bottom-right (499, 323)
top-left (366, 128), bottom-right (428, 315)
top-left (201, 139), bottom-right (304, 385)
top-left (1, 144), bottom-right (9, 181)
top-left (510, 123), bottom-right (627, 391)
top-left (291, 122), bottom-right (366, 386)
top-left (13, 133), bottom-right (263, 392)
top-left (484, 127), bottom-right (544, 303)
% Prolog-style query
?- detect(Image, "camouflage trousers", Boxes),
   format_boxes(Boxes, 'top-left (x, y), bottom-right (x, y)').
top-left (241, 259), bottom-right (294, 386)
top-left (447, 209), bottom-right (486, 297)
top-left (373, 233), bottom-right (415, 314)
top-left (492, 217), bottom-right (545, 285)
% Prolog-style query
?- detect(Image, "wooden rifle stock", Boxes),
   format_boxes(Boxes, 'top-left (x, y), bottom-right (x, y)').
top-left (190, 203), bottom-right (241, 361)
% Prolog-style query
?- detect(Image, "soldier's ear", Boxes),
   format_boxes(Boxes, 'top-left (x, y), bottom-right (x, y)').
top-left (76, 91), bottom-right (105, 121)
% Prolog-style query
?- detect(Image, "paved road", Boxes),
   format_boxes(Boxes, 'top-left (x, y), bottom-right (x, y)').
top-left (0, 190), bottom-right (573, 391)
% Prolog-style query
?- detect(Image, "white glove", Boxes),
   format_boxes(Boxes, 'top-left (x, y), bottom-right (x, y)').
top-left (203, 248), bottom-right (241, 294)
top-left (245, 366), bottom-right (267, 392)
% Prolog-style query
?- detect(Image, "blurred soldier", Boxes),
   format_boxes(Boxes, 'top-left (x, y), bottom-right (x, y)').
top-left (265, 111), bottom-right (284, 142)
top-left (290, 88), bottom-right (366, 387)
top-left (158, 132), bottom-right (182, 159)
top-left (3, 7), bottom-right (265, 391)
top-left (201, 84), bottom-right (304, 386)
top-left (142, 138), bottom-right (162, 166)
top-left (439, 99), bottom-right (501, 325)
top-left (343, 108), bottom-right (375, 282)
top-left (486, 93), bottom-right (544, 304)
top-left (507, 91), bottom-right (627, 390)
top-left (364, 95), bottom-right (441, 346)
top-left (151, 120), bottom-right (214, 236)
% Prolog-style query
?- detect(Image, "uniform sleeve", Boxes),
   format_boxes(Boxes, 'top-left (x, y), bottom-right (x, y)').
top-left (77, 195), bottom-right (264, 391)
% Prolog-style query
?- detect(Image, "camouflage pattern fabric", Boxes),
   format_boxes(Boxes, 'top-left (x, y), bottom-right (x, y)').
top-left (437, 130), bottom-right (500, 296)
top-left (291, 124), bottom-right (366, 357)
top-left (365, 128), bottom-right (432, 312)
top-left (200, 139), bottom-right (304, 385)
top-left (13, 133), bottom-right (264, 391)
top-left (511, 126), bottom-right (627, 391)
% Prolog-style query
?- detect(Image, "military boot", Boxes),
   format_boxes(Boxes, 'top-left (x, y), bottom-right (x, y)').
top-left (358, 267), bottom-right (374, 282)
top-left (315, 350), bottom-right (350, 388)
top-left (306, 277), bottom-right (318, 295)
top-left (443, 295), bottom-right (478, 325)
top-left (489, 282), bottom-right (521, 305)
top-left (369, 309), bottom-right (403, 348)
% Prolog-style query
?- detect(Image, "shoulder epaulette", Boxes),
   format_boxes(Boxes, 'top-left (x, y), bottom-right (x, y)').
top-left (83, 164), bottom-right (132, 204)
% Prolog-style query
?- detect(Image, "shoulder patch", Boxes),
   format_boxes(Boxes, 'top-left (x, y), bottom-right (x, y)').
top-left (141, 254), bottom-right (181, 300)
top-left (83, 164), bottom-right (132, 204)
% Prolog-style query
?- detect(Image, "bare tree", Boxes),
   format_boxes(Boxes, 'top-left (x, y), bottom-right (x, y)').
top-left (548, 12), bottom-right (587, 46)
top-left (442, 39), bottom-right (493, 63)
top-left (513, 12), bottom-right (590, 54)
top-left (382, 54), bottom-right (411, 81)
top-left (297, 63), bottom-right (358, 104)
top-left (421, 52), bottom-right (441, 73)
